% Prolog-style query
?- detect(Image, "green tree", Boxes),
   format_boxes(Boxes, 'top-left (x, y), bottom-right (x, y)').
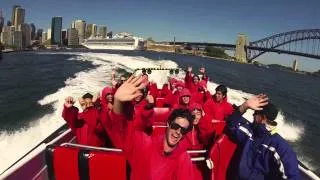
top-left (205, 46), bottom-right (229, 59)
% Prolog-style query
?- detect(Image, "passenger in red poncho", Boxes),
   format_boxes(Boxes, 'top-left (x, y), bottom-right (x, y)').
top-left (191, 80), bottom-right (211, 105)
top-left (185, 67), bottom-right (209, 94)
top-left (109, 76), bottom-right (201, 180)
top-left (202, 85), bottom-right (233, 142)
top-left (172, 88), bottom-right (192, 109)
top-left (163, 80), bottom-right (185, 107)
top-left (62, 93), bottom-right (106, 147)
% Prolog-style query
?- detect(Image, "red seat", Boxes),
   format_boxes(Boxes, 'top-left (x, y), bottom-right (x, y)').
top-left (208, 134), bottom-right (237, 180)
top-left (155, 97), bottom-right (165, 107)
top-left (46, 145), bottom-right (80, 180)
top-left (152, 108), bottom-right (171, 125)
top-left (151, 125), bottom-right (167, 138)
top-left (84, 150), bottom-right (127, 180)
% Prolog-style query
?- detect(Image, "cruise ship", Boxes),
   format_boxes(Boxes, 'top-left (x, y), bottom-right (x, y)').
top-left (82, 32), bottom-right (145, 50)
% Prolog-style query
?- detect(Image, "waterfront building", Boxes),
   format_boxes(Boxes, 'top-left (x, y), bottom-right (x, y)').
top-left (14, 7), bottom-right (25, 30)
top-left (67, 28), bottom-right (79, 46)
top-left (51, 16), bottom-right (62, 45)
top-left (0, 26), bottom-right (12, 45)
top-left (235, 34), bottom-right (249, 63)
top-left (42, 32), bottom-right (47, 43)
top-left (12, 31), bottom-right (22, 49)
top-left (62, 30), bottom-right (68, 46)
top-left (98, 26), bottom-right (107, 38)
top-left (47, 28), bottom-right (52, 41)
top-left (92, 24), bottom-right (97, 37)
top-left (36, 29), bottom-right (43, 40)
top-left (0, 10), bottom-right (4, 34)
top-left (86, 24), bottom-right (93, 38)
top-left (18, 23), bottom-right (31, 48)
top-left (11, 5), bottom-right (20, 27)
top-left (74, 20), bottom-right (86, 43)
top-left (30, 23), bottom-right (36, 40)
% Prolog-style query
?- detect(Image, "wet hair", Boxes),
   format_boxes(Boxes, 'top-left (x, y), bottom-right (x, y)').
top-left (215, 85), bottom-right (228, 96)
top-left (82, 93), bottom-right (93, 99)
top-left (167, 108), bottom-right (194, 132)
top-left (255, 103), bottom-right (278, 121)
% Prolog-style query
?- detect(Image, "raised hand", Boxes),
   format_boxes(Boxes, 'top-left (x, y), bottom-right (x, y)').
top-left (64, 96), bottom-right (75, 108)
top-left (114, 76), bottom-right (145, 102)
top-left (245, 94), bottom-right (269, 111)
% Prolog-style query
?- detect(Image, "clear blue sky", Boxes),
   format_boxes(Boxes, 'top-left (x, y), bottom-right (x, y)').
top-left (1, 0), bottom-right (320, 71)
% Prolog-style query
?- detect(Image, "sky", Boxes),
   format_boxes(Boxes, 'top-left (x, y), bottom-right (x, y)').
top-left (1, 0), bottom-right (320, 71)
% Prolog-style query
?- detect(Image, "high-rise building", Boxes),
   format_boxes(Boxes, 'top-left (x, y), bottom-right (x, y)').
top-left (12, 31), bottom-right (22, 49)
top-left (62, 30), bottom-right (68, 46)
top-left (74, 20), bottom-right (86, 43)
top-left (86, 24), bottom-right (93, 38)
top-left (51, 16), bottom-right (62, 45)
top-left (30, 23), bottom-right (36, 40)
top-left (47, 28), bottom-right (52, 41)
top-left (0, 10), bottom-right (4, 34)
top-left (92, 24), bottom-right (97, 37)
top-left (67, 28), bottom-right (79, 46)
top-left (36, 29), bottom-right (43, 40)
top-left (11, 5), bottom-right (20, 27)
top-left (98, 26), bottom-right (107, 38)
top-left (0, 26), bottom-right (12, 45)
top-left (18, 23), bottom-right (31, 48)
top-left (42, 32), bottom-right (47, 43)
top-left (14, 7), bottom-right (25, 30)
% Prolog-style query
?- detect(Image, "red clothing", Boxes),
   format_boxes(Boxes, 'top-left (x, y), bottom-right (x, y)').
top-left (191, 91), bottom-right (211, 105)
top-left (62, 105), bottom-right (106, 147)
top-left (185, 72), bottom-right (208, 94)
top-left (203, 97), bottom-right (233, 121)
top-left (109, 111), bottom-right (200, 180)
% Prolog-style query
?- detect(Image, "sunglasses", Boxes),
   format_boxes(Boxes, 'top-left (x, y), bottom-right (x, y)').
top-left (169, 122), bottom-right (189, 135)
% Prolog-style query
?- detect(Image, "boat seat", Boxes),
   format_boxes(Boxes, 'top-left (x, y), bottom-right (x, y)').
top-left (151, 125), bottom-right (167, 138)
top-left (152, 107), bottom-right (171, 125)
top-left (46, 145), bottom-right (80, 180)
top-left (207, 134), bottom-right (237, 180)
top-left (80, 150), bottom-right (127, 180)
top-left (155, 97), bottom-right (165, 107)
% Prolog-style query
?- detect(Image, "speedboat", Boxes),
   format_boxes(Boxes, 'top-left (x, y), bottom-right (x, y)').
top-left (0, 68), bottom-right (319, 180)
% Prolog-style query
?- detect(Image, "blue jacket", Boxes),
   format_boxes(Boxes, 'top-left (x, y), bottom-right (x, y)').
top-left (227, 111), bottom-right (301, 180)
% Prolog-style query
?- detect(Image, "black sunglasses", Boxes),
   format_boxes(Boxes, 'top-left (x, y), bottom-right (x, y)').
top-left (169, 122), bottom-right (189, 135)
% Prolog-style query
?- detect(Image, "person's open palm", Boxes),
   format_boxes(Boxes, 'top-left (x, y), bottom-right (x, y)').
top-left (246, 94), bottom-right (269, 110)
top-left (114, 76), bottom-right (145, 102)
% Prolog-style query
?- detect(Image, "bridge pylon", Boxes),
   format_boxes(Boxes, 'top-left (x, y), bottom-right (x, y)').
top-left (235, 34), bottom-right (249, 63)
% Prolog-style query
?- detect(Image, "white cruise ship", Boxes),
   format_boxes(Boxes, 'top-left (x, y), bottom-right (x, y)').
top-left (82, 32), bottom-right (145, 50)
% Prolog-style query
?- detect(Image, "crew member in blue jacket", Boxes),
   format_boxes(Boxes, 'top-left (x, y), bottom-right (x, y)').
top-left (227, 94), bottom-right (300, 180)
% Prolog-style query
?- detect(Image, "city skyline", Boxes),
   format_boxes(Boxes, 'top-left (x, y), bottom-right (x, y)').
top-left (1, 0), bottom-right (320, 71)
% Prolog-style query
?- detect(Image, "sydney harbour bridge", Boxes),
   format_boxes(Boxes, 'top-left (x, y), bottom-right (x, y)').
top-left (170, 29), bottom-right (320, 63)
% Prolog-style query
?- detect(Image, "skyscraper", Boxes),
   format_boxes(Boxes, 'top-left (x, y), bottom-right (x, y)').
top-left (47, 28), bottom-right (51, 41)
top-left (18, 23), bottom-right (31, 48)
top-left (62, 30), bottom-right (67, 46)
top-left (51, 17), bottom-right (62, 45)
top-left (11, 5), bottom-right (20, 27)
top-left (68, 28), bottom-right (79, 46)
top-left (74, 20), bottom-right (86, 43)
top-left (36, 29), bottom-right (43, 40)
top-left (92, 24), bottom-right (97, 37)
top-left (98, 26), bottom-right (107, 38)
top-left (30, 23), bottom-right (36, 40)
top-left (14, 7), bottom-right (25, 30)
top-left (86, 24), bottom-right (93, 38)
top-left (0, 10), bottom-right (4, 34)
top-left (42, 32), bottom-right (47, 43)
